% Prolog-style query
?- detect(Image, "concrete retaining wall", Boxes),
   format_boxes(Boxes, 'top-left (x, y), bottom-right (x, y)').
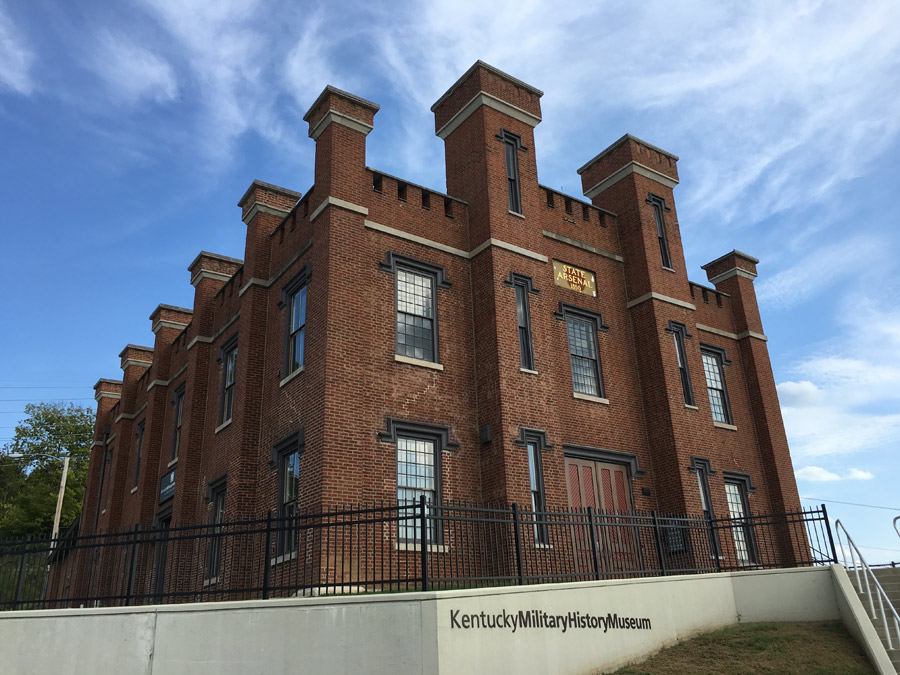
top-left (0, 565), bottom-right (891, 674)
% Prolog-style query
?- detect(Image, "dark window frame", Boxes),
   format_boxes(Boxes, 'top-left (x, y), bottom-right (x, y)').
top-left (204, 475), bottom-right (227, 582)
top-left (380, 252), bottom-right (451, 364)
top-left (497, 128), bottom-right (527, 215)
top-left (688, 456), bottom-right (721, 557)
top-left (505, 272), bottom-right (538, 371)
top-left (218, 333), bottom-right (238, 425)
top-left (723, 471), bottom-right (757, 565)
top-left (271, 431), bottom-right (304, 557)
top-left (700, 344), bottom-right (733, 424)
top-left (378, 418), bottom-right (457, 544)
top-left (515, 428), bottom-right (552, 545)
top-left (666, 321), bottom-right (695, 406)
top-left (647, 193), bottom-right (673, 269)
top-left (132, 420), bottom-right (145, 489)
top-left (279, 264), bottom-right (310, 378)
top-left (555, 303), bottom-right (609, 399)
top-left (170, 384), bottom-right (185, 462)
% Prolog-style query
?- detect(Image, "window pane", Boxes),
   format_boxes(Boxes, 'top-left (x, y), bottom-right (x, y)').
top-left (397, 270), bottom-right (433, 318)
top-left (396, 314), bottom-right (433, 361)
top-left (527, 443), bottom-right (538, 492)
top-left (567, 317), bottom-right (596, 359)
top-left (291, 287), bottom-right (307, 332)
top-left (696, 472), bottom-right (709, 512)
top-left (291, 329), bottom-right (305, 370)
top-left (282, 451), bottom-right (299, 504)
top-left (505, 142), bottom-right (517, 180)
top-left (515, 286), bottom-right (526, 328)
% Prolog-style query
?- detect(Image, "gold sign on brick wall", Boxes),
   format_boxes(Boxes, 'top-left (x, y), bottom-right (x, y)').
top-left (553, 260), bottom-right (596, 297)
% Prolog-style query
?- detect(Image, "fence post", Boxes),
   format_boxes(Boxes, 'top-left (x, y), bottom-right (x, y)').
top-left (511, 504), bottom-right (525, 585)
top-left (419, 495), bottom-right (429, 592)
top-left (585, 507), bottom-right (601, 581)
top-left (262, 510), bottom-right (273, 600)
top-left (14, 534), bottom-right (32, 608)
top-left (125, 525), bottom-right (141, 606)
top-left (821, 504), bottom-right (838, 564)
top-left (651, 511), bottom-right (667, 576)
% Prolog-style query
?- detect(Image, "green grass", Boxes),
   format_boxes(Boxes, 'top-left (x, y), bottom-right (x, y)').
top-left (610, 622), bottom-right (874, 675)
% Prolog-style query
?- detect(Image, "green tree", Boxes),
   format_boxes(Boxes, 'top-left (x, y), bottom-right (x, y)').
top-left (0, 402), bottom-right (94, 538)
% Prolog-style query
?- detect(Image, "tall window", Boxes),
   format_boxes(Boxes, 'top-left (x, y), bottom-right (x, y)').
top-left (497, 129), bottom-right (525, 214)
top-left (724, 475), bottom-right (756, 565)
top-left (519, 429), bottom-right (549, 545)
top-left (690, 457), bottom-right (720, 557)
top-left (701, 346), bottom-right (732, 424)
top-left (280, 265), bottom-right (310, 379)
top-left (647, 193), bottom-right (673, 269)
top-left (397, 268), bottom-right (435, 362)
top-left (557, 304), bottom-right (608, 399)
top-left (99, 447), bottom-right (113, 510)
top-left (379, 419), bottom-right (455, 545)
top-left (396, 436), bottom-right (437, 542)
top-left (382, 253), bottom-right (450, 365)
top-left (133, 421), bottom-right (145, 489)
top-left (171, 385), bottom-right (185, 462)
top-left (205, 480), bottom-right (226, 581)
top-left (507, 273), bottom-right (536, 370)
top-left (567, 316), bottom-right (603, 397)
top-left (219, 335), bottom-right (237, 424)
top-left (276, 447), bottom-right (300, 556)
top-left (667, 321), bottom-right (694, 405)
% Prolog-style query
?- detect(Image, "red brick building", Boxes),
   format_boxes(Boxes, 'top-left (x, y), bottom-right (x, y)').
top-left (82, 62), bottom-right (801, 572)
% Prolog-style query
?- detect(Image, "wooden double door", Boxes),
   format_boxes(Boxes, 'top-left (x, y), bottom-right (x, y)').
top-left (565, 457), bottom-right (637, 574)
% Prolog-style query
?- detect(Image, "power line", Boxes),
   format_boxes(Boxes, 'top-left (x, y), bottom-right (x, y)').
top-left (859, 545), bottom-right (900, 553)
top-left (801, 496), bottom-right (900, 512)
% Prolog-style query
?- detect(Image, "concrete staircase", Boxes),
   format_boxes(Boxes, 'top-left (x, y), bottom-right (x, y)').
top-left (861, 567), bottom-right (900, 673)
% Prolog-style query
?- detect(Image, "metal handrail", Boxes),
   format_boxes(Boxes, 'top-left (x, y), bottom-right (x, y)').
top-left (835, 519), bottom-right (900, 650)
top-left (894, 516), bottom-right (899, 542)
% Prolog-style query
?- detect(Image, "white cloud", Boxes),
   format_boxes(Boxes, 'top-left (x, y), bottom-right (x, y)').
top-left (0, 4), bottom-right (35, 95)
top-left (134, 0), bottom-right (293, 160)
top-left (90, 31), bottom-right (178, 105)
top-left (781, 403), bottom-right (900, 457)
top-left (363, 0), bottom-right (900, 228)
top-left (778, 297), bottom-right (900, 457)
top-left (756, 236), bottom-right (886, 309)
top-left (795, 465), bottom-right (874, 482)
top-left (776, 380), bottom-right (824, 408)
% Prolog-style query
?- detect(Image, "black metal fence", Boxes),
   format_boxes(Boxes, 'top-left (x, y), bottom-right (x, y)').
top-left (0, 500), bottom-right (836, 611)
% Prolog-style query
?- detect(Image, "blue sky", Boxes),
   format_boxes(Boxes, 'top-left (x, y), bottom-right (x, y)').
top-left (1, 0), bottom-right (898, 562)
